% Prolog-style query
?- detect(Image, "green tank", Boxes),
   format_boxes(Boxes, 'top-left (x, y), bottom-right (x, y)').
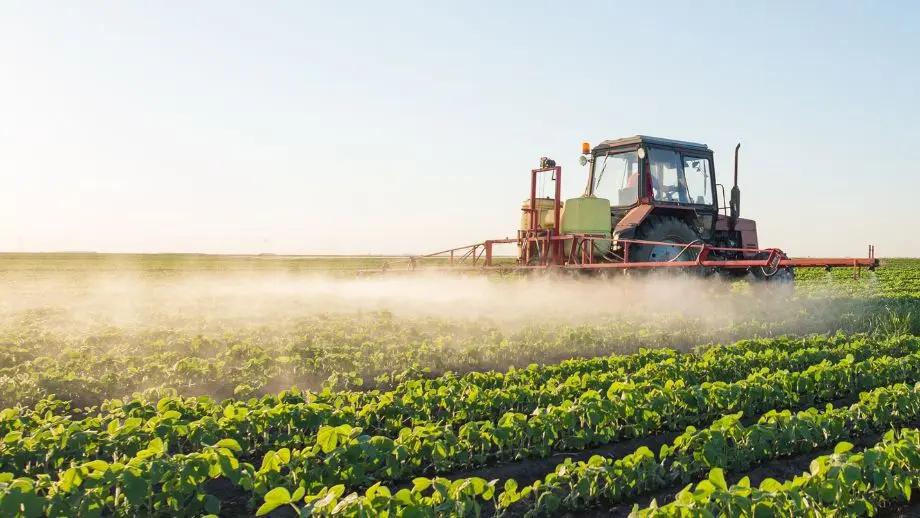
top-left (560, 196), bottom-right (612, 258)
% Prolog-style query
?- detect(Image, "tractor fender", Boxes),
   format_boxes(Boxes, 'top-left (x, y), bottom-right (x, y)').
top-left (613, 205), bottom-right (707, 244)
top-left (611, 204), bottom-right (653, 241)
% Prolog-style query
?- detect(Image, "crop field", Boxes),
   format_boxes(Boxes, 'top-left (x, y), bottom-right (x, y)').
top-left (1, 253), bottom-right (920, 517)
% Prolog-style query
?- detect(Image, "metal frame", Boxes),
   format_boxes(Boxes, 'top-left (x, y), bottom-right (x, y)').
top-left (380, 238), bottom-right (877, 279)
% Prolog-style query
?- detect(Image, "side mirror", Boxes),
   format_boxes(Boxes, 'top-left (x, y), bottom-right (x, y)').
top-left (578, 155), bottom-right (588, 166)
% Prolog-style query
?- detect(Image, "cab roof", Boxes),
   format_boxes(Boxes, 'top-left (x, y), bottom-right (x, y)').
top-left (594, 135), bottom-right (710, 152)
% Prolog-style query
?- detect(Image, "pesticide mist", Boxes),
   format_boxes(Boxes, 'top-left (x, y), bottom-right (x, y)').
top-left (1, 267), bottom-right (881, 339)
top-left (0, 265), bottom-right (895, 404)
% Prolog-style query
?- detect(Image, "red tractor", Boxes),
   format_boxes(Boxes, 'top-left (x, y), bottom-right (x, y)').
top-left (376, 135), bottom-right (878, 281)
top-left (508, 135), bottom-right (878, 281)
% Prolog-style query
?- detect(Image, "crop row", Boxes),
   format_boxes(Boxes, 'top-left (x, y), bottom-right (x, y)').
top-left (1, 335), bottom-right (914, 480)
top-left (501, 380), bottom-right (920, 516)
top-left (383, 332), bottom-right (871, 395)
top-left (247, 347), bottom-right (920, 495)
top-left (270, 379), bottom-right (920, 517)
top-left (364, 333), bottom-right (911, 425)
top-left (3, 344), bottom-right (920, 516)
top-left (631, 427), bottom-right (920, 516)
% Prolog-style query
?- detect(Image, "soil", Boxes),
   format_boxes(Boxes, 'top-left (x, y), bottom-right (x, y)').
top-left (881, 499), bottom-right (920, 518)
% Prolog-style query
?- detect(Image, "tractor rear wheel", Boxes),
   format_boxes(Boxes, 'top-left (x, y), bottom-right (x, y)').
top-left (631, 216), bottom-right (702, 263)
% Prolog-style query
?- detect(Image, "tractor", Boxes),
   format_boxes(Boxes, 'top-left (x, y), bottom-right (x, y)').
top-left (361, 134), bottom-right (878, 279)
top-left (514, 135), bottom-right (867, 281)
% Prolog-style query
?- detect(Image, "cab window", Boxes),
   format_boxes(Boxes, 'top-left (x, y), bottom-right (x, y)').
top-left (647, 147), bottom-right (712, 205)
top-left (648, 148), bottom-right (686, 203)
top-left (682, 156), bottom-right (713, 205)
top-left (592, 150), bottom-right (640, 206)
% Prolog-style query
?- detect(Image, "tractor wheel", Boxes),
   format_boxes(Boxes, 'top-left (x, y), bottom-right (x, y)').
top-left (630, 216), bottom-right (705, 277)
top-left (632, 216), bottom-right (702, 261)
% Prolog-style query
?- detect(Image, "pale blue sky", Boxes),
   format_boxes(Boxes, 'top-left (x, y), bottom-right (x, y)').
top-left (1, 1), bottom-right (918, 256)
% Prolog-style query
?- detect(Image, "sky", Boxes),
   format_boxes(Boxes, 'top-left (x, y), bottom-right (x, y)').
top-left (1, 1), bottom-right (918, 257)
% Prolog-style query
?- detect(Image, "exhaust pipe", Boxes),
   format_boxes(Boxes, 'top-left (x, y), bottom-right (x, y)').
top-left (729, 143), bottom-right (741, 234)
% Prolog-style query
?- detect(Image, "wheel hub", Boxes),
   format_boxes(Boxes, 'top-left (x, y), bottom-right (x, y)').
top-left (648, 239), bottom-right (682, 262)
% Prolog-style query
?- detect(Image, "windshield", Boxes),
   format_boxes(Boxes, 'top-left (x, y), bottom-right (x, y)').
top-left (592, 150), bottom-right (639, 206)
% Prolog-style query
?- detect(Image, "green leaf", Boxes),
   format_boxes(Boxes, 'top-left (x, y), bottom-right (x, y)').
top-left (696, 480), bottom-right (716, 495)
top-left (256, 502), bottom-right (282, 516)
top-left (483, 481), bottom-right (496, 501)
top-left (148, 437), bottom-right (165, 453)
top-left (204, 494), bottom-right (221, 515)
top-left (402, 506), bottom-right (429, 518)
top-left (60, 468), bottom-right (81, 492)
top-left (215, 438), bottom-right (242, 452)
top-left (843, 465), bottom-right (861, 485)
top-left (264, 487), bottom-right (292, 505)
top-left (277, 448), bottom-right (291, 464)
top-left (366, 481), bottom-right (382, 500)
top-left (759, 478), bottom-right (783, 492)
top-left (819, 483), bottom-right (838, 503)
top-left (834, 441), bottom-right (854, 455)
top-left (703, 442), bottom-right (721, 465)
top-left (292, 487), bottom-right (305, 502)
top-left (82, 460), bottom-right (109, 472)
top-left (709, 467), bottom-right (728, 491)
top-left (394, 489), bottom-right (413, 505)
top-left (810, 459), bottom-right (822, 476)
top-left (753, 502), bottom-right (774, 518)
top-left (122, 470), bottom-right (147, 506)
top-left (317, 427), bottom-right (338, 454)
top-left (19, 496), bottom-right (43, 518)
top-left (413, 478), bottom-right (432, 492)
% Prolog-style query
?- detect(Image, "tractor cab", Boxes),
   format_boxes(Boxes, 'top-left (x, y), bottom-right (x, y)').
top-left (580, 135), bottom-right (720, 243)
top-left (585, 136), bottom-right (717, 210)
